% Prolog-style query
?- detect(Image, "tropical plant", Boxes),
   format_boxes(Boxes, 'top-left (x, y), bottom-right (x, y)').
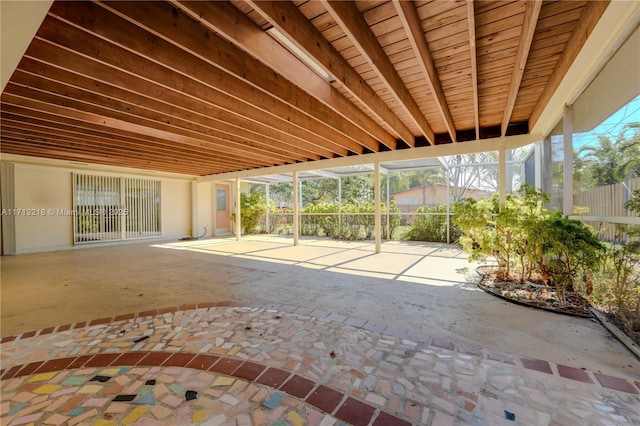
top-left (404, 204), bottom-right (459, 243)
top-left (230, 191), bottom-right (266, 234)
top-left (536, 213), bottom-right (605, 306)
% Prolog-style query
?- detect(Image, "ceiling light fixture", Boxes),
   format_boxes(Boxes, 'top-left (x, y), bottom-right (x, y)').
top-left (266, 27), bottom-right (335, 83)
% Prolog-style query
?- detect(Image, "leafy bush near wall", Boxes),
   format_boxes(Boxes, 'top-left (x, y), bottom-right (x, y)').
top-left (453, 185), bottom-right (605, 307)
top-left (403, 204), bottom-right (460, 243)
top-left (231, 192), bottom-right (266, 235)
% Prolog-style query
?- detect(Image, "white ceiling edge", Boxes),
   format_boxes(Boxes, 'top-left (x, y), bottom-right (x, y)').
top-left (0, 153), bottom-right (197, 181)
top-left (198, 133), bottom-right (540, 183)
top-left (531, 1), bottom-right (640, 137)
top-left (1, 1), bottom-right (53, 92)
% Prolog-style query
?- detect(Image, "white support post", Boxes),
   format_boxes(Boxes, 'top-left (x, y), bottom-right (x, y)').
top-left (499, 149), bottom-right (507, 206)
top-left (374, 162), bottom-right (381, 254)
top-left (293, 171), bottom-right (299, 246)
top-left (265, 183), bottom-right (270, 234)
top-left (235, 178), bottom-right (241, 241)
top-left (386, 172), bottom-right (390, 240)
top-left (338, 177), bottom-right (342, 236)
top-left (191, 180), bottom-right (198, 238)
top-left (211, 184), bottom-right (217, 237)
top-left (563, 104), bottom-right (574, 217)
top-left (534, 141), bottom-right (542, 191)
top-left (446, 165), bottom-right (450, 244)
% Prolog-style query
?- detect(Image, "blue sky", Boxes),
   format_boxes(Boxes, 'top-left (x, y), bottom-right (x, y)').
top-left (574, 94), bottom-right (640, 150)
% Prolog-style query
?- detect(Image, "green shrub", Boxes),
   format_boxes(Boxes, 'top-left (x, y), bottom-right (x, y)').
top-left (230, 192), bottom-right (266, 234)
top-left (403, 204), bottom-right (459, 243)
top-left (453, 185), bottom-right (604, 306)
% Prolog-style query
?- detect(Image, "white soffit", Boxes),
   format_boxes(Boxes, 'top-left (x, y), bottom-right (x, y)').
top-left (531, 1), bottom-right (640, 137)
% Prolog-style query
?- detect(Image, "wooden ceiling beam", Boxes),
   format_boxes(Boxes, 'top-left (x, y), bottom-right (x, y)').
top-left (529, 0), bottom-right (610, 130)
top-left (1, 140), bottom-right (221, 175)
top-left (322, 0), bottom-right (434, 145)
top-left (18, 53), bottom-right (327, 162)
top-left (0, 116), bottom-right (257, 170)
top-left (393, 0), bottom-right (456, 143)
top-left (2, 89), bottom-right (288, 170)
top-left (466, 0), bottom-right (480, 140)
top-left (0, 135), bottom-right (233, 174)
top-left (5, 77), bottom-right (288, 167)
top-left (15, 53), bottom-right (321, 163)
top-left (45, 2), bottom-right (352, 158)
top-left (99, 1), bottom-right (381, 154)
top-left (501, 0), bottom-right (542, 137)
top-left (246, 0), bottom-right (414, 146)
top-left (171, 0), bottom-right (396, 151)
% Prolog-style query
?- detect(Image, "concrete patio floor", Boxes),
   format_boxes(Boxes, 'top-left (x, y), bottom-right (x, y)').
top-left (1, 236), bottom-right (639, 425)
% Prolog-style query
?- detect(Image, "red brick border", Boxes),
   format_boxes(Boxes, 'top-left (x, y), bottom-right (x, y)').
top-left (1, 352), bottom-right (410, 425)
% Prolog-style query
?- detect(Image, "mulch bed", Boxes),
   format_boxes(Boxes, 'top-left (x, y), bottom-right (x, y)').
top-left (476, 266), bottom-right (593, 318)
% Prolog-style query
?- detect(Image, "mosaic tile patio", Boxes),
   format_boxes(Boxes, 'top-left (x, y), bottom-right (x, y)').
top-left (1, 302), bottom-right (639, 425)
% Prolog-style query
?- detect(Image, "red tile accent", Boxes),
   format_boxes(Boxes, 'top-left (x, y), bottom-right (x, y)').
top-left (210, 357), bottom-right (243, 375)
top-left (84, 353), bottom-right (120, 368)
top-left (72, 321), bottom-right (87, 329)
top-left (1, 335), bottom-right (17, 344)
top-left (215, 301), bottom-right (233, 307)
top-left (557, 365), bottom-right (593, 384)
top-left (20, 330), bottom-right (37, 339)
top-left (372, 411), bottom-right (412, 426)
top-left (457, 343), bottom-right (482, 357)
top-left (256, 368), bottom-right (291, 389)
top-left (158, 306), bottom-right (178, 314)
top-left (114, 313), bottom-right (136, 322)
top-left (280, 375), bottom-right (316, 399)
top-left (35, 357), bottom-right (76, 374)
top-left (1, 365), bottom-right (23, 380)
top-left (198, 302), bottom-right (216, 309)
top-left (56, 324), bottom-right (72, 332)
top-left (306, 385), bottom-right (344, 414)
top-left (186, 354), bottom-right (220, 371)
top-left (138, 309), bottom-right (158, 318)
top-left (140, 352), bottom-right (172, 367)
top-left (68, 355), bottom-right (93, 369)
top-left (180, 303), bottom-right (198, 311)
top-left (233, 361), bottom-right (266, 381)
top-left (521, 358), bottom-right (552, 374)
top-left (16, 361), bottom-right (44, 377)
top-left (89, 317), bottom-right (112, 326)
top-left (19, 383), bottom-right (41, 392)
top-left (163, 353), bottom-right (196, 367)
top-left (594, 373), bottom-right (639, 394)
top-left (111, 352), bottom-right (149, 367)
top-left (335, 397), bottom-right (376, 426)
top-left (59, 395), bottom-right (84, 412)
top-left (40, 327), bottom-right (55, 336)
top-left (431, 337), bottom-right (455, 351)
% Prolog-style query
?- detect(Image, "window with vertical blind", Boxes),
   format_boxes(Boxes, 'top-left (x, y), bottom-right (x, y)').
top-left (73, 174), bottom-right (161, 244)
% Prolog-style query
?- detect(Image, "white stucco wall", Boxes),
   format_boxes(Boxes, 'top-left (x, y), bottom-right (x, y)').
top-left (14, 164), bottom-right (73, 251)
top-left (3, 159), bottom-right (193, 253)
top-left (197, 181), bottom-right (212, 237)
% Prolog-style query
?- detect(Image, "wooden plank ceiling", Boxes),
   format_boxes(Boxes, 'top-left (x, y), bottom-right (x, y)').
top-left (0, 0), bottom-right (609, 176)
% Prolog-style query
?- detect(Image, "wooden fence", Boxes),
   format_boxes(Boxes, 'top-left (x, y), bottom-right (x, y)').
top-left (573, 177), bottom-right (640, 241)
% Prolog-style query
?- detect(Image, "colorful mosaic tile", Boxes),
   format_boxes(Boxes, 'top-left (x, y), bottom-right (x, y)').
top-left (2, 304), bottom-right (639, 425)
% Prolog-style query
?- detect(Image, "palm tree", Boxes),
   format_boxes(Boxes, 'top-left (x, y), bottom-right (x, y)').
top-left (579, 123), bottom-right (640, 187)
